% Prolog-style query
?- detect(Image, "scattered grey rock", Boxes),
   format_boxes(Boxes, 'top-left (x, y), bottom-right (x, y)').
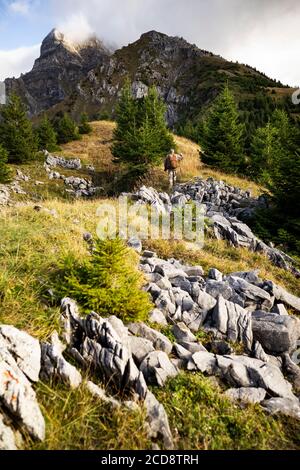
top-left (45, 152), bottom-right (82, 170)
top-left (16, 169), bottom-right (30, 182)
top-left (183, 265), bottom-right (204, 277)
top-left (107, 315), bottom-right (131, 351)
top-left (188, 351), bottom-right (217, 374)
top-left (253, 341), bottom-right (269, 363)
top-left (172, 322), bottom-right (196, 343)
top-left (227, 276), bottom-right (273, 311)
top-left (149, 308), bottom-right (168, 326)
top-left (272, 303), bottom-right (288, 316)
top-left (228, 270), bottom-right (261, 286)
top-left (252, 311), bottom-right (300, 354)
top-left (60, 298), bottom-right (173, 448)
top-left (143, 390), bottom-right (174, 449)
top-left (218, 355), bottom-right (296, 399)
top-left (263, 281), bottom-right (300, 313)
top-left (0, 185), bottom-right (10, 206)
top-left (282, 353), bottom-right (300, 392)
top-left (179, 340), bottom-right (207, 354)
top-left (211, 296), bottom-right (253, 350)
top-left (262, 398), bottom-right (300, 420)
top-left (224, 387), bottom-right (266, 404)
top-left (128, 322), bottom-right (172, 354)
top-left (140, 351), bottom-right (178, 386)
top-left (173, 344), bottom-right (192, 364)
top-left (40, 331), bottom-right (82, 389)
top-left (0, 325), bottom-right (41, 382)
top-left (205, 280), bottom-right (233, 300)
top-left (155, 291), bottom-right (176, 316)
top-left (129, 336), bottom-right (155, 365)
top-left (208, 268), bottom-right (223, 281)
top-left (0, 348), bottom-right (45, 441)
top-left (143, 250), bottom-right (156, 258)
top-left (195, 290), bottom-right (217, 324)
top-left (0, 414), bottom-right (17, 450)
top-left (127, 237), bottom-right (142, 253)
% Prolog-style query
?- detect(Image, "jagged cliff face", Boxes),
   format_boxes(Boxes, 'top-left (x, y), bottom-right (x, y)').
top-left (75, 31), bottom-right (219, 126)
top-left (4, 29), bottom-right (291, 126)
top-left (5, 29), bottom-right (111, 116)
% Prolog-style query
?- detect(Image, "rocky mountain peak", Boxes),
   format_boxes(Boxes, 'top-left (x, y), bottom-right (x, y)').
top-left (40, 28), bottom-right (72, 56)
top-left (39, 28), bottom-right (110, 60)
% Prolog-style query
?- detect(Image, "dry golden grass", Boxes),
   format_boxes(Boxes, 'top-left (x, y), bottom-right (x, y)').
top-left (29, 380), bottom-right (150, 450)
top-left (61, 122), bottom-right (264, 196)
top-left (174, 135), bottom-right (264, 196)
top-left (8, 120), bottom-right (263, 198)
top-left (2, 123), bottom-right (300, 450)
top-left (59, 121), bottom-right (116, 173)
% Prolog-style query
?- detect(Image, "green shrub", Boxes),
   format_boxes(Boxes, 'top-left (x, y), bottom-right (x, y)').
top-left (54, 113), bottom-right (80, 144)
top-left (155, 372), bottom-right (300, 450)
top-left (36, 115), bottom-right (58, 152)
top-left (78, 113), bottom-right (92, 135)
top-left (55, 238), bottom-right (151, 323)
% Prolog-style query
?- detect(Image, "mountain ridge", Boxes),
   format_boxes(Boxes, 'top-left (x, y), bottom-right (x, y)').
top-left (4, 29), bottom-right (298, 128)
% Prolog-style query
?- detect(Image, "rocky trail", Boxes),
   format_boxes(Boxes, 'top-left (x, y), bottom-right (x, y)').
top-left (1, 166), bottom-right (300, 450)
top-left (126, 181), bottom-right (300, 277)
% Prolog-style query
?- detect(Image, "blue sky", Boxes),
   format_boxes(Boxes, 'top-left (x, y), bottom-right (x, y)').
top-left (0, 0), bottom-right (300, 86)
top-left (0, 1), bottom-right (52, 48)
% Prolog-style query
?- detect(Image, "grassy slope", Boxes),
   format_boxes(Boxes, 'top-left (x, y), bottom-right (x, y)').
top-left (1, 121), bottom-right (300, 450)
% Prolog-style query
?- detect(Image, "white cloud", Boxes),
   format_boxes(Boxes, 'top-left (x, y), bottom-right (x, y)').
top-left (9, 1), bottom-right (31, 16)
top-left (57, 12), bottom-right (93, 43)
top-left (0, 44), bottom-right (40, 80)
top-left (1, 0), bottom-right (300, 86)
top-left (52, 0), bottom-right (300, 86)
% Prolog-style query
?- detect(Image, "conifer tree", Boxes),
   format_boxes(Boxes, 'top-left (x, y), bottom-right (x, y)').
top-left (112, 80), bottom-right (175, 179)
top-left (140, 85), bottom-right (174, 155)
top-left (0, 144), bottom-right (11, 183)
top-left (249, 122), bottom-right (282, 180)
top-left (78, 112), bottom-right (92, 135)
top-left (57, 238), bottom-right (151, 322)
top-left (201, 85), bottom-right (245, 172)
top-left (112, 79), bottom-right (137, 154)
top-left (267, 110), bottom-right (300, 216)
top-left (36, 115), bottom-right (58, 152)
top-left (0, 93), bottom-right (37, 163)
top-left (55, 113), bottom-right (80, 144)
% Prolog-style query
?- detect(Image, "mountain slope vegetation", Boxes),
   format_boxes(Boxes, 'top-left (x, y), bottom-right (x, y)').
top-left (1, 124), bottom-right (300, 449)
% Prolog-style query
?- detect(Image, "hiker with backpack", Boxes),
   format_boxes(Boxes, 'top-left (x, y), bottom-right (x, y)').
top-left (164, 149), bottom-right (184, 188)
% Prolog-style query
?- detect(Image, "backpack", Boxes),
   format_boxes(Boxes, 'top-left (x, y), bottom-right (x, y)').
top-left (165, 154), bottom-right (178, 170)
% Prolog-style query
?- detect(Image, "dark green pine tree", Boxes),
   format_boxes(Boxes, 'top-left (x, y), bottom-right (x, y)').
top-left (271, 109), bottom-right (297, 152)
top-left (112, 78), bottom-right (137, 159)
top-left (201, 85), bottom-right (245, 172)
top-left (249, 122), bottom-right (282, 181)
top-left (57, 238), bottom-right (151, 323)
top-left (140, 85), bottom-right (175, 156)
top-left (0, 144), bottom-right (11, 183)
top-left (112, 80), bottom-right (175, 178)
top-left (0, 93), bottom-right (37, 163)
top-left (268, 149), bottom-right (300, 217)
top-left (267, 111), bottom-right (300, 216)
top-left (36, 115), bottom-right (58, 152)
top-left (55, 113), bottom-right (80, 144)
top-left (78, 112), bottom-right (92, 135)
